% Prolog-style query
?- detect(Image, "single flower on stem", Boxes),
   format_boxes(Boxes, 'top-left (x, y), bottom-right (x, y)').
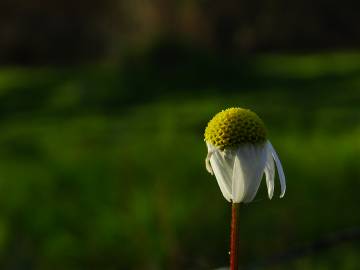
top-left (204, 107), bottom-right (286, 270)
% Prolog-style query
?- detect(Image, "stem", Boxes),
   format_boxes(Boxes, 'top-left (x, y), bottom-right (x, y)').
top-left (230, 203), bottom-right (240, 270)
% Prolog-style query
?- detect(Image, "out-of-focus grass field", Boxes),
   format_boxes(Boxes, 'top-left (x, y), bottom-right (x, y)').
top-left (0, 53), bottom-right (359, 269)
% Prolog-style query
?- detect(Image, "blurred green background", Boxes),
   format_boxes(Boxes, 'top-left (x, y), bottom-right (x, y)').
top-left (0, 1), bottom-right (360, 269)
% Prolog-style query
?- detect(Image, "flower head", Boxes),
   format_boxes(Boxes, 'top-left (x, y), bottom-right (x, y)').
top-left (204, 107), bottom-right (286, 203)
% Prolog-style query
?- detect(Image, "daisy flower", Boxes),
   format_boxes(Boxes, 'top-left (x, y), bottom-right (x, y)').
top-left (204, 107), bottom-right (286, 203)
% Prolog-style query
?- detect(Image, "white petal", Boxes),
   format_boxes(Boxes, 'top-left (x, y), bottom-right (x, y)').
top-left (205, 143), bottom-right (215, 174)
top-left (209, 146), bottom-right (234, 202)
top-left (232, 153), bottom-right (246, 202)
top-left (268, 142), bottom-right (286, 198)
top-left (232, 144), bottom-right (267, 203)
top-left (264, 142), bottom-right (275, 199)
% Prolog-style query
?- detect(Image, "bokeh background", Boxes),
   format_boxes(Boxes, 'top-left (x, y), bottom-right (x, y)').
top-left (0, 0), bottom-right (359, 269)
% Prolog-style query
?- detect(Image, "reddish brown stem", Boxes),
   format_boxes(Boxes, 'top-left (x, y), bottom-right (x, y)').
top-left (230, 203), bottom-right (240, 270)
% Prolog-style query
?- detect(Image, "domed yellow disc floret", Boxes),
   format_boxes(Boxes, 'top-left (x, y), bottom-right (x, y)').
top-left (204, 107), bottom-right (267, 149)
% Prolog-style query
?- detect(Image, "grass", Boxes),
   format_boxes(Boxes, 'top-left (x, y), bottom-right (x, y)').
top-left (0, 52), bottom-right (359, 269)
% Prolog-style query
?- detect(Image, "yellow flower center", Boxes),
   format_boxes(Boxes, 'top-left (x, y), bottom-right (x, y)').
top-left (204, 107), bottom-right (267, 149)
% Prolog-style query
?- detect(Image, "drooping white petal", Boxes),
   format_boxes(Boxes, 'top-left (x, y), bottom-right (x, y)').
top-left (268, 142), bottom-right (286, 198)
top-left (205, 143), bottom-right (215, 174)
top-left (232, 144), bottom-right (267, 203)
top-left (207, 143), bottom-right (234, 202)
top-left (232, 153), bottom-right (246, 202)
top-left (264, 141), bottom-right (275, 199)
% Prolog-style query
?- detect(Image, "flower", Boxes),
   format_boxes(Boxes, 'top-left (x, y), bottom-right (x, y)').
top-left (204, 107), bottom-right (286, 203)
